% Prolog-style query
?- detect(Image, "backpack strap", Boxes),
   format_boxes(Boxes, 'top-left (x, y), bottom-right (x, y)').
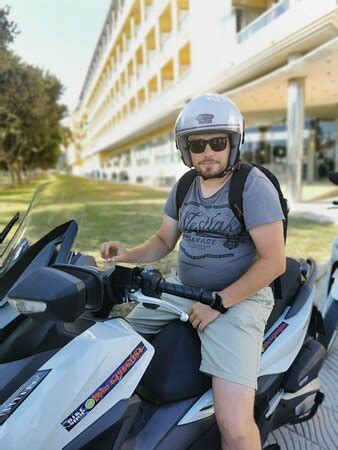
top-left (229, 162), bottom-right (283, 299)
top-left (175, 169), bottom-right (198, 218)
top-left (176, 164), bottom-right (283, 299)
top-left (228, 162), bottom-right (253, 232)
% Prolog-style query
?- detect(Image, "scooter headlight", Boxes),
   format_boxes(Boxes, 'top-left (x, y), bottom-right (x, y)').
top-left (9, 298), bottom-right (47, 314)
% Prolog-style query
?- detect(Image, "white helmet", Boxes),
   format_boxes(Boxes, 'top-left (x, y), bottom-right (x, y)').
top-left (175, 93), bottom-right (245, 168)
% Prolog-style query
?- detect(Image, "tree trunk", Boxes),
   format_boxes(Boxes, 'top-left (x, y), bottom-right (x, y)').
top-left (7, 163), bottom-right (18, 187)
top-left (16, 168), bottom-right (22, 183)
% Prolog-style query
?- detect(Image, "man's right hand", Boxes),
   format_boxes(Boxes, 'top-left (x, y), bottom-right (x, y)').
top-left (100, 241), bottom-right (129, 263)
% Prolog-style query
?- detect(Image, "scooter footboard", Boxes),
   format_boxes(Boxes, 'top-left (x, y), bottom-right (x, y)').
top-left (283, 338), bottom-right (326, 393)
top-left (64, 396), bottom-right (141, 450)
top-left (273, 337), bottom-right (326, 429)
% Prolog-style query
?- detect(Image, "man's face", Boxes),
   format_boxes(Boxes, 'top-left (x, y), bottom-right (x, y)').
top-left (188, 132), bottom-right (230, 180)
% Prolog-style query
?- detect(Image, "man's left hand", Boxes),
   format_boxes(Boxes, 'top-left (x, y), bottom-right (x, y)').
top-left (188, 303), bottom-right (220, 331)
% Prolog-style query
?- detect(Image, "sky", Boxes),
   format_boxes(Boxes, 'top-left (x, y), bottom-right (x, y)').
top-left (4, 0), bottom-right (111, 115)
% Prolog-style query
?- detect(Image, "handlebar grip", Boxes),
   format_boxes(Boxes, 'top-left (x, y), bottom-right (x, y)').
top-left (158, 281), bottom-right (215, 305)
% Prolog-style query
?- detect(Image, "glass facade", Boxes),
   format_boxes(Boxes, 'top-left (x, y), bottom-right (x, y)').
top-left (89, 118), bottom-right (336, 188)
top-left (242, 118), bottom-right (336, 182)
top-left (311, 119), bottom-right (336, 179)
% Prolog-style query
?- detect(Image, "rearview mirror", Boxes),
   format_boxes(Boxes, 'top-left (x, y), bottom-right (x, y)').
top-left (8, 267), bottom-right (87, 322)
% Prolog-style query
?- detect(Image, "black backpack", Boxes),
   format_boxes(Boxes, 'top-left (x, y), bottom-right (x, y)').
top-left (175, 162), bottom-right (288, 299)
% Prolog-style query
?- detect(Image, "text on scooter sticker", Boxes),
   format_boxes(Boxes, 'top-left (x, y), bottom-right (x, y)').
top-left (261, 322), bottom-right (288, 354)
top-left (61, 342), bottom-right (147, 431)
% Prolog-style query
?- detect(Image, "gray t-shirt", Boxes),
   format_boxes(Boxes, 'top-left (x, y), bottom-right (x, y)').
top-left (164, 168), bottom-right (284, 291)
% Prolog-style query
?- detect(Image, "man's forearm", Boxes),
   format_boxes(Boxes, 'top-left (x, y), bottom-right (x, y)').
top-left (125, 233), bottom-right (173, 263)
top-left (218, 258), bottom-right (285, 308)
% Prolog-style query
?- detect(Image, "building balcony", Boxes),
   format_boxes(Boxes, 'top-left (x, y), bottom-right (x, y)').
top-left (82, 0), bottom-right (183, 129)
top-left (204, 0), bottom-right (337, 97)
top-left (236, 0), bottom-right (337, 62)
top-left (238, 0), bottom-right (291, 44)
top-left (80, 0), bottom-right (135, 110)
top-left (82, 71), bottom-right (194, 159)
top-left (87, 30), bottom-right (190, 142)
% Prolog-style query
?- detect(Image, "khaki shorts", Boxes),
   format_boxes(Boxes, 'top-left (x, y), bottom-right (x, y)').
top-left (126, 269), bottom-right (274, 390)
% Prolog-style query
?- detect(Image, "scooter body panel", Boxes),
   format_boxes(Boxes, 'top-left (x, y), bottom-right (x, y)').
top-left (259, 286), bottom-right (315, 376)
top-left (323, 268), bottom-right (338, 316)
top-left (121, 395), bottom-right (219, 450)
top-left (330, 236), bottom-right (338, 262)
top-left (0, 319), bottom-right (154, 450)
top-left (323, 236), bottom-right (338, 303)
top-left (0, 302), bottom-right (19, 331)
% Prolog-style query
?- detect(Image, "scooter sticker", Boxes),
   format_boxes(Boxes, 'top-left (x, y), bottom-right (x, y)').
top-left (61, 342), bottom-right (147, 432)
top-left (261, 322), bottom-right (288, 354)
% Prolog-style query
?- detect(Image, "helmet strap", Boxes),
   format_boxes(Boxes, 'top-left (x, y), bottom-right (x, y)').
top-left (217, 163), bottom-right (238, 179)
top-left (199, 163), bottom-right (237, 181)
top-left (216, 150), bottom-right (241, 178)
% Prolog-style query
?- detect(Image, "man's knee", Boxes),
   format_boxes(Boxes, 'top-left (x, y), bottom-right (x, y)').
top-left (216, 413), bottom-right (260, 450)
top-left (217, 413), bottom-right (256, 442)
top-left (212, 376), bottom-right (259, 446)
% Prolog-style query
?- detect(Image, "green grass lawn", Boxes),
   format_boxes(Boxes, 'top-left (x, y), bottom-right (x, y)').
top-left (0, 176), bottom-right (174, 273)
top-left (1, 175), bottom-right (337, 272)
top-left (1, 175), bottom-right (336, 316)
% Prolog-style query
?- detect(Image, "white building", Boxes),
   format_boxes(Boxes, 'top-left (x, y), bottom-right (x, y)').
top-left (72, 0), bottom-right (338, 200)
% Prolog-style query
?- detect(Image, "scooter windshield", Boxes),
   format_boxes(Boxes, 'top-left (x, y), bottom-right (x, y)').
top-left (0, 182), bottom-right (86, 272)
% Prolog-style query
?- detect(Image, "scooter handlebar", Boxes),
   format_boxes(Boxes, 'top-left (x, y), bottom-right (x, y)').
top-left (157, 280), bottom-right (216, 306)
top-left (107, 265), bottom-right (217, 307)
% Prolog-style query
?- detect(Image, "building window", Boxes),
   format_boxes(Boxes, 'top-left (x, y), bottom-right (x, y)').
top-left (179, 42), bottom-right (191, 77)
top-left (137, 87), bottom-right (146, 108)
top-left (148, 75), bottom-right (158, 99)
top-left (159, 5), bottom-right (172, 49)
top-left (178, 0), bottom-right (189, 28)
top-left (311, 119), bottom-right (336, 179)
top-left (146, 28), bottom-right (156, 65)
top-left (135, 145), bottom-right (149, 166)
top-left (161, 59), bottom-right (174, 91)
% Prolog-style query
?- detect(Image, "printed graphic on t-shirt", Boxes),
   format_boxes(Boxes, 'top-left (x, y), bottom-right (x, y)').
top-left (179, 201), bottom-right (247, 260)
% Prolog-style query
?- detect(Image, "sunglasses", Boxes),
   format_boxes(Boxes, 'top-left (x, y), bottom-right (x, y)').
top-left (188, 137), bottom-right (230, 154)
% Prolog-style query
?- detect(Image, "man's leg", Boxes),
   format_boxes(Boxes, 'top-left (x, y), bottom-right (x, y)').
top-left (212, 377), bottom-right (260, 450)
top-left (198, 287), bottom-right (274, 450)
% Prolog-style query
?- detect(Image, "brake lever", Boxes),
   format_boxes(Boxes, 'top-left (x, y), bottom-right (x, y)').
top-left (128, 290), bottom-right (189, 322)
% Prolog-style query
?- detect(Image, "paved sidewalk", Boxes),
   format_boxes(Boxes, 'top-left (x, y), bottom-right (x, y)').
top-left (265, 270), bottom-right (338, 450)
top-left (289, 198), bottom-right (338, 225)
top-left (265, 336), bottom-right (337, 450)
top-left (265, 339), bottom-right (338, 450)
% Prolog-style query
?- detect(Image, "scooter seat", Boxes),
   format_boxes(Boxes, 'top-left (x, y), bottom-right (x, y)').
top-left (136, 320), bottom-right (211, 405)
top-left (265, 257), bottom-right (302, 332)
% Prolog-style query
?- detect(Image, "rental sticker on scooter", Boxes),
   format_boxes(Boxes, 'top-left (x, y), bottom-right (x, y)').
top-left (61, 342), bottom-right (147, 431)
top-left (261, 322), bottom-right (288, 354)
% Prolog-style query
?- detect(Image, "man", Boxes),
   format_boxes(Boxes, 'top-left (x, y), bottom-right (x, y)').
top-left (100, 94), bottom-right (285, 450)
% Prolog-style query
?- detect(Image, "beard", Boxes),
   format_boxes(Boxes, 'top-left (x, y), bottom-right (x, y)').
top-left (195, 159), bottom-right (227, 180)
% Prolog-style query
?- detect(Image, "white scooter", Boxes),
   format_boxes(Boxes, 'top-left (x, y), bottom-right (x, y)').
top-left (0, 233), bottom-right (328, 449)
top-left (318, 171), bottom-right (338, 351)
top-left (0, 181), bottom-right (333, 450)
